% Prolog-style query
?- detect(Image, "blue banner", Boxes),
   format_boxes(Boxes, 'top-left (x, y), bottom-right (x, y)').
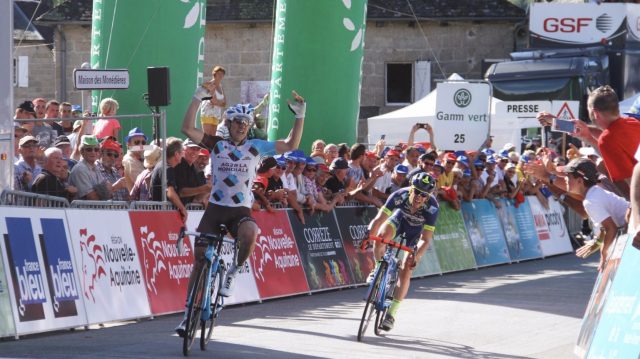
top-left (4, 218), bottom-right (47, 322)
top-left (461, 200), bottom-right (511, 266)
top-left (586, 234), bottom-right (640, 358)
top-left (39, 218), bottom-right (80, 318)
top-left (497, 198), bottom-right (543, 261)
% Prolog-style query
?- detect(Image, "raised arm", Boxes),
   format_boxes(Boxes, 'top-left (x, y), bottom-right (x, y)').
top-left (182, 82), bottom-right (217, 144)
top-left (275, 91), bottom-right (306, 154)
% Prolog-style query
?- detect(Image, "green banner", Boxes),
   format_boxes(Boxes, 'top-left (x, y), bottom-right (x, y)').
top-left (90, 0), bottom-right (206, 141)
top-left (432, 203), bottom-right (477, 272)
top-left (268, 0), bottom-right (367, 152)
top-left (411, 244), bottom-right (442, 278)
top-left (0, 252), bottom-right (16, 338)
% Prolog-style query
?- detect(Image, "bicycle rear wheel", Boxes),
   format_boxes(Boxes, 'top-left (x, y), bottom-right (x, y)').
top-left (357, 261), bottom-right (387, 342)
top-left (183, 264), bottom-right (208, 356)
top-left (200, 264), bottom-right (224, 350)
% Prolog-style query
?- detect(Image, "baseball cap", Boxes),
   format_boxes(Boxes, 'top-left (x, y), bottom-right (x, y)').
top-left (198, 148), bottom-right (210, 157)
top-left (101, 138), bottom-right (122, 152)
top-left (81, 135), bottom-right (100, 147)
top-left (125, 127), bottom-right (148, 143)
top-left (433, 160), bottom-right (445, 170)
top-left (486, 156), bottom-right (497, 164)
top-left (305, 157), bottom-right (318, 166)
top-left (578, 146), bottom-right (598, 158)
top-left (183, 138), bottom-right (201, 148)
top-left (72, 120), bottom-right (83, 131)
top-left (17, 100), bottom-right (35, 114)
top-left (253, 176), bottom-right (268, 189)
top-left (365, 151), bottom-right (378, 159)
top-left (330, 158), bottom-right (349, 170)
top-left (52, 135), bottom-right (71, 147)
top-left (385, 149), bottom-right (402, 158)
top-left (258, 157), bottom-right (278, 172)
top-left (502, 143), bottom-right (515, 151)
top-left (143, 146), bottom-right (161, 168)
top-left (561, 158), bottom-right (599, 183)
top-left (394, 164), bottom-right (409, 174)
top-left (19, 135), bottom-right (38, 147)
top-left (445, 152), bottom-right (457, 162)
top-left (317, 163), bottom-right (330, 173)
top-left (457, 155), bottom-right (469, 167)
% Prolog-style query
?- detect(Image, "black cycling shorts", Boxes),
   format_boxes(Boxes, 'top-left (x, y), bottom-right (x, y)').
top-left (196, 203), bottom-right (255, 246)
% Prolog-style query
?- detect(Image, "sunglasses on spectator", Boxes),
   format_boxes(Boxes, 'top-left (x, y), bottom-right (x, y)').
top-left (276, 165), bottom-right (286, 170)
top-left (305, 167), bottom-right (317, 172)
top-left (83, 147), bottom-right (100, 152)
top-left (423, 161), bottom-right (435, 166)
top-left (132, 140), bottom-right (146, 145)
top-left (21, 143), bottom-right (38, 148)
top-left (103, 151), bottom-right (119, 158)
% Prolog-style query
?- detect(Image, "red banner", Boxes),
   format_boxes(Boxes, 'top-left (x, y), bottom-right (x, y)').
top-left (250, 211), bottom-right (309, 299)
top-left (128, 212), bottom-right (193, 315)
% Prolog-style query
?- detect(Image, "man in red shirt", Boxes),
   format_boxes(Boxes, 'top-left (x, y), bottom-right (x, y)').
top-left (539, 86), bottom-right (640, 199)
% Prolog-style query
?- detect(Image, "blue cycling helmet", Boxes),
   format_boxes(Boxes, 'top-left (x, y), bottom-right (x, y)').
top-left (411, 172), bottom-right (436, 193)
top-left (225, 103), bottom-right (254, 123)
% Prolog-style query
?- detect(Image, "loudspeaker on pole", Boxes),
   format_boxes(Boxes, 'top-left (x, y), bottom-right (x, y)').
top-left (147, 67), bottom-right (171, 107)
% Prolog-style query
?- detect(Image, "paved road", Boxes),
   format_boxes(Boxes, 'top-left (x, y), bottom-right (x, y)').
top-left (0, 254), bottom-right (597, 359)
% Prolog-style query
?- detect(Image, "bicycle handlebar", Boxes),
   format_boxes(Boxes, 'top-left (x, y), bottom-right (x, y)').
top-left (360, 236), bottom-right (414, 254)
top-left (177, 227), bottom-right (234, 255)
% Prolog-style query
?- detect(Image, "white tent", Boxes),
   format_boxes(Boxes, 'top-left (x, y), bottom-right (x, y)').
top-left (619, 92), bottom-right (640, 115)
top-left (367, 75), bottom-right (502, 146)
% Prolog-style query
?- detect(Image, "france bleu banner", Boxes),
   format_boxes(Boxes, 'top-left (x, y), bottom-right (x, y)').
top-left (461, 200), bottom-right (511, 266)
top-left (583, 234), bottom-right (640, 358)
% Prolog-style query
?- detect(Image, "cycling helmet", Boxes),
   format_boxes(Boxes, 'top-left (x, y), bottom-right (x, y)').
top-left (411, 172), bottom-right (436, 194)
top-left (225, 103), bottom-right (254, 124)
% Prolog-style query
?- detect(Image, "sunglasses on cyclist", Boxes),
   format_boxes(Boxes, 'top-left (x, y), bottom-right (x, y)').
top-left (412, 187), bottom-right (431, 198)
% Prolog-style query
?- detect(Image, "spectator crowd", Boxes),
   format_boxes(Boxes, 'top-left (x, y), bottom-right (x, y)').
top-left (11, 72), bottom-right (640, 268)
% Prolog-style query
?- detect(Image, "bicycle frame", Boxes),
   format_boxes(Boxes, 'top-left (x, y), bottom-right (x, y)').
top-left (367, 237), bottom-right (409, 312)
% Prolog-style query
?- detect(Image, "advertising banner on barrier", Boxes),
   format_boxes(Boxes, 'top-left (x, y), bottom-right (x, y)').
top-left (129, 212), bottom-right (194, 315)
top-left (0, 209), bottom-right (87, 335)
top-left (185, 210), bottom-right (205, 252)
top-left (333, 206), bottom-right (377, 284)
top-left (461, 200), bottom-right (511, 266)
top-left (432, 203), bottom-right (476, 272)
top-left (575, 235), bottom-right (628, 357)
top-left (527, 197), bottom-right (573, 256)
top-left (287, 210), bottom-right (354, 291)
top-left (251, 210), bottom-right (309, 299)
top-left (66, 210), bottom-right (151, 324)
top-left (218, 234), bottom-right (261, 306)
top-left (585, 234), bottom-right (640, 358)
top-left (0, 247), bottom-right (15, 338)
top-left (496, 198), bottom-right (543, 261)
top-left (411, 244), bottom-right (442, 278)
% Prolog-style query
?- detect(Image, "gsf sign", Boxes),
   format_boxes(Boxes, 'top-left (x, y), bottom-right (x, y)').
top-left (434, 81), bottom-right (491, 151)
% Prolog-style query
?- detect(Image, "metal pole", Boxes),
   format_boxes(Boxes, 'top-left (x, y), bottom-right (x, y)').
top-left (161, 110), bottom-right (167, 203)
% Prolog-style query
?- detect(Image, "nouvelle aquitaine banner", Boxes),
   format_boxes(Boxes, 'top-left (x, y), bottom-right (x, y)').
top-left (66, 210), bottom-right (151, 324)
top-left (575, 235), bottom-right (628, 357)
top-left (333, 206), bottom-right (377, 284)
top-left (432, 203), bottom-right (476, 272)
top-left (461, 200), bottom-right (511, 266)
top-left (527, 196), bottom-right (573, 256)
top-left (287, 210), bottom-right (354, 291)
top-left (0, 241), bottom-right (15, 338)
top-left (129, 212), bottom-right (194, 315)
top-left (584, 234), bottom-right (640, 358)
top-left (496, 198), bottom-right (543, 261)
top-left (90, 0), bottom-right (206, 140)
top-left (0, 210), bottom-right (87, 335)
top-left (268, 0), bottom-right (367, 151)
top-left (251, 210), bottom-right (309, 299)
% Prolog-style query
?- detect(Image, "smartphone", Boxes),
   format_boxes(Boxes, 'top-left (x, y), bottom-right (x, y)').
top-left (380, 134), bottom-right (386, 140)
top-left (552, 118), bottom-right (575, 133)
top-left (417, 123), bottom-right (428, 129)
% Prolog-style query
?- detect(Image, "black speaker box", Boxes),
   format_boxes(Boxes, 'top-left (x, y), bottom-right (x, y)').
top-left (147, 67), bottom-right (171, 107)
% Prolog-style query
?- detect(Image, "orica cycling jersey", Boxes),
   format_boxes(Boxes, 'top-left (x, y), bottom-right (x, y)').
top-left (382, 187), bottom-right (439, 232)
top-left (201, 134), bottom-right (276, 208)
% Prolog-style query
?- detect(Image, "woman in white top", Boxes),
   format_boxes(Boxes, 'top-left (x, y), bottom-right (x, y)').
top-left (200, 65), bottom-right (227, 136)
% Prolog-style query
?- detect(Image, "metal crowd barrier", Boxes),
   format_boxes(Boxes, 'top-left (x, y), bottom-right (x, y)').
top-left (69, 200), bottom-right (129, 210)
top-left (0, 190), bottom-right (70, 208)
top-left (185, 203), bottom-right (205, 211)
top-left (129, 201), bottom-right (176, 211)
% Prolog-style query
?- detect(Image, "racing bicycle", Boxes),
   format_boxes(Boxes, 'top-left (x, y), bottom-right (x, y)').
top-left (178, 225), bottom-right (236, 356)
top-left (356, 235), bottom-right (414, 342)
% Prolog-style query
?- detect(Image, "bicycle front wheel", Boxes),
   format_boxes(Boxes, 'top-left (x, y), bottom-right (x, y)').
top-left (200, 264), bottom-right (224, 350)
top-left (183, 263), bottom-right (208, 356)
top-left (357, 261), bottom-right (387, 342)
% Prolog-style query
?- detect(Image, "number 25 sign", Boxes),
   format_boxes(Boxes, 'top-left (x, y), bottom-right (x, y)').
top-left (434, 82), bottom-right (491, 151)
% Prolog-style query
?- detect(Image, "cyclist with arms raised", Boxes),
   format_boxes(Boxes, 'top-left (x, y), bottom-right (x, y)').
top-left (366, 172), bottom-right (439, 331)
top-left (175, 83), bottom-right (306, 335)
